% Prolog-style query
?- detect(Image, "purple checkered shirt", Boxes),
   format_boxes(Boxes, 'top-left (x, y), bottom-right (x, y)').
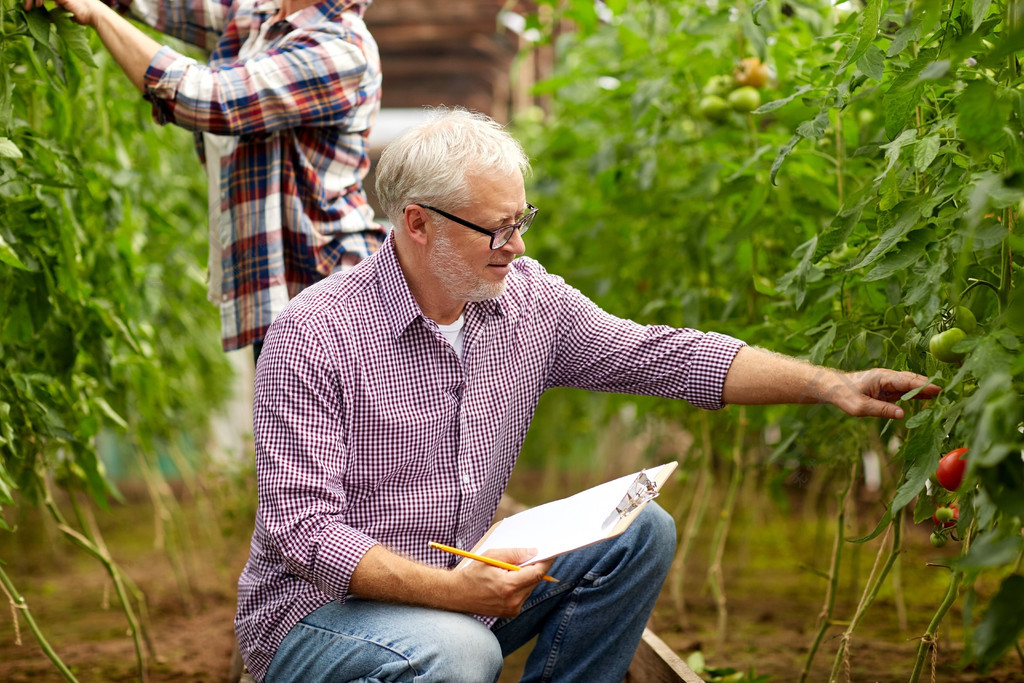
top-left (234, 232), bottom-right (746, 680)
top-left (125, 0), bottom-right (384, 350)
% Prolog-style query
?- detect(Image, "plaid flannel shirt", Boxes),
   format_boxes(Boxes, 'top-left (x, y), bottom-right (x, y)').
top-left (234, 233), bottom-right (747, 680)
top-left (124, 0), bottom-right (384, 350)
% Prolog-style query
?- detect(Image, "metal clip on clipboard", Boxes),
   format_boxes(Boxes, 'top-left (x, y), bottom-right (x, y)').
top-left (604, 470), bottom-right (660, 529)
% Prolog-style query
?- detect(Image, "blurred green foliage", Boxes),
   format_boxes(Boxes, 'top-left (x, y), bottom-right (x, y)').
top-left (516, 0), bottom-right (1023, 673)
top-left (0, 3), bottom-right (231, 521)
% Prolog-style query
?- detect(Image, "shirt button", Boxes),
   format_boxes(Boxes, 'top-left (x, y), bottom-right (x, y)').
top-left (461, 474), bottom-right (472, 485)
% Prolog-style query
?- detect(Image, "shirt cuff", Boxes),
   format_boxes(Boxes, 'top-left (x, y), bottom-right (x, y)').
top-left (686, 332), bottom-right (746, 410)
top-left (143, 45), bottom-right (190, 124)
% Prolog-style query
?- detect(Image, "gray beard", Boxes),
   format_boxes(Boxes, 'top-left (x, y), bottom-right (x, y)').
top-left (430, 228), bottom-right (507, 302)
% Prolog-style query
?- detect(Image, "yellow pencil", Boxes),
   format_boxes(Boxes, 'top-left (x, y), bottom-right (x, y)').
top-left (429, 542), bottom-right (559, 582)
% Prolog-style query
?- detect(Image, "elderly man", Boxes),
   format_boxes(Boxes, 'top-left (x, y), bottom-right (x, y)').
top-left (234, 107), bottom-right (940, 682)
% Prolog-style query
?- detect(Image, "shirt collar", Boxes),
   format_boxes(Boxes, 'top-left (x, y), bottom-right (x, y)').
top-left (376, 232), bottom-right (505, 341)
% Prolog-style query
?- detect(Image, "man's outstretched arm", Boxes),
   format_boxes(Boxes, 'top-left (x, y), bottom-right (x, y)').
top-left (721, 345), bottom-right (941, 419)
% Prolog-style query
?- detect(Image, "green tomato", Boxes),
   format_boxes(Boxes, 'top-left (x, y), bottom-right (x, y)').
top-left (929, 327), bottom-right (966, 363)
top-left (930, 531), bottom-right (948, 548)
top-left (702, 74), bottom-right (735, 97)
top-left (698, 95), bottom-right (730, 121)
top-left (727, 86), bottom-right (762, 113)
top-left (955, 305), bottom-right (977, 334)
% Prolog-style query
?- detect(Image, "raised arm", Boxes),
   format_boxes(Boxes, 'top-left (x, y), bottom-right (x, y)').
top-left (25, 0), bottom-right (160, 91)
top-left (721, 345), bottom-right (941, 419)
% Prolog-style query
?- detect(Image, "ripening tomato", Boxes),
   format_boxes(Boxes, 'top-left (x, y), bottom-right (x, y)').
top-left (932, 504), bottom-right (959, 528)
top-left (734, 57), bottom-right (770, 89)
top-left (936, 447), bottom-right (969, 491)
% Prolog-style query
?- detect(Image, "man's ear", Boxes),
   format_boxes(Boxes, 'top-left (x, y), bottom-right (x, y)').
top-left (403, 205), bottom-right (432, 246)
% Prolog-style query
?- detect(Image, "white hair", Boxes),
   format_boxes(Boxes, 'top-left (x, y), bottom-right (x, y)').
top-left (375, 107), bottom-right (531, 228)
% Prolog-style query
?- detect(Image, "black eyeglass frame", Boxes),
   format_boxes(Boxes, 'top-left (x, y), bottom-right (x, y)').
top-left (419, 202), bottom-right (538, 250)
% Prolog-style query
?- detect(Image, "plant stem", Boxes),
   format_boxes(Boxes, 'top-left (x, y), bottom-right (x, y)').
top-left (799, 461), bottom-right (855, 683)
top-left (42, 476), bottom-right (150, 683)
top-left (828, 504), bottom-right (903, 682)
top-left (670, 411), bottom-right (714, 622)
top-left (0, 564), bottom-right (80, 682)
top-left (909, 569), bottom-right (963, 683)
top-left (707, 406), bottom-right (746, 649)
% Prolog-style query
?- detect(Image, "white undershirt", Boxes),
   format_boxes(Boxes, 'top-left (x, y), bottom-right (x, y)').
top-left (435, 313), bottom-right (466, 358)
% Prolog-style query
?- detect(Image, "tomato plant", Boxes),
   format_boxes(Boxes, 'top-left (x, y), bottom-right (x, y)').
top-left (521, 0), bottom-right (1023, 678)
top-left (1, 0), bottom-right (233, 676)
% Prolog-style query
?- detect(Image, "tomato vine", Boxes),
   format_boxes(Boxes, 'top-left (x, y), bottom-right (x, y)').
top-left (518, 0), bottom-right (1024, 676)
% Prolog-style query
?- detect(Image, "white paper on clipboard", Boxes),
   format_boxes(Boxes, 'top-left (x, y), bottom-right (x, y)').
top-left (472, 461), bottom-right (677, 565)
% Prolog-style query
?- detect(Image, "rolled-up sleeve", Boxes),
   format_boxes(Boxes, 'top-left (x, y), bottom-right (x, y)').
top-left (142, 25), bottom-right (373, 134)
top-left (548, 282), bottom-right (746, 410)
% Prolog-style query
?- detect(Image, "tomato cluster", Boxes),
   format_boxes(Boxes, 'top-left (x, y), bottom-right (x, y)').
top-left (697, 57), bottom-right (770, 121)
top-left (928, 447), bottom-right (969, 548)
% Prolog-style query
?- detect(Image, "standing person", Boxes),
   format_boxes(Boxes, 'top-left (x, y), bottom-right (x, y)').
top-left (24, 0), bottom-right (384, 359)
top-left (234, 107), bottom-right (941, 682)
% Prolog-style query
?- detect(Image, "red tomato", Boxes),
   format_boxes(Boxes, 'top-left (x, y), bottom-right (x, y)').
top-left (936, 447), bottom-right (969, 491)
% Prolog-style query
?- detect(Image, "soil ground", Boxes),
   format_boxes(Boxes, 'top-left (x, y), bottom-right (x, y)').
top-left (0, 470), bottom-right (1020, 683)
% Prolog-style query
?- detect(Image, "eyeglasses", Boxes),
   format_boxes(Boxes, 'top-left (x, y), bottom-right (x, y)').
top-left (419, 202), bottom-right (538, 250)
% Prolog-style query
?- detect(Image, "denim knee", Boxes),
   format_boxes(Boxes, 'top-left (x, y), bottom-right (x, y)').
top-left (420, 612), bottom-right (503, 683)
top-left (635, 502), bottom-right (677, 571)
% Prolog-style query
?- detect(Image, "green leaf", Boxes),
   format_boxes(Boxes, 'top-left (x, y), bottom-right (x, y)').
top-left (957, 82), bottom-right (1012, 152)
top-left (0, 137), bottom-right (22, 160)
top-left (51, 10), bottom-right (97, 68)
top-left (971, 0), bottom-right (992, 32)
top-left (854, 200), bottom-right (924, 270)
top-left (21, 6), bottom-right (51, 44)
top-left (972, 575), bottom-right (1024, 669)
top-left (891, 428), bottom-right (942, 513)
top-left (955, 533), bottom-right (1024, 570)
top-left (752, 85), bottom-right (814, 114)
top-left (857, 44), bottom-right (885, 81)
top-left (914, 59), bottom-right (950, 83)
top-left (842, 0), bottom-right (881, 70)
top-left (849, 507), bottom-right (892, 543)
top-left (863, 228), bottom-right (933, 282)
top-left (0, 233), bottom-right (29, 270)
top-left (913, 134), bottom-right (941, 171)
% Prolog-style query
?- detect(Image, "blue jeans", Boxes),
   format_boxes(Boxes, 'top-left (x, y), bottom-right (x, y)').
top-left (264, 503), bottom-right (676, 682)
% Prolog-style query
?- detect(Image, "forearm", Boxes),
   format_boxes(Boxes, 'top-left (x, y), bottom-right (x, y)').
top-left (721, 345), bottom-right (846, 406)
top-left (350, 546), bottom-right (459, 609)
top-left (349, 545), bottom-right (550, 618)
top-left (89, 2), bottom-right (161, 91)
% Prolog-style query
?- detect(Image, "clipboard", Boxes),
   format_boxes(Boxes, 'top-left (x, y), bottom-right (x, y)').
top-left (466, 461), bottom-right (677, 566)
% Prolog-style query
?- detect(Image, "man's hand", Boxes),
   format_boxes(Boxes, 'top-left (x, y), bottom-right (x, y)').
top-left (24, 0), bottom-right (102, 27)
top-left (22, 0), bottom-right (160, 91)
top-left (457, 548), bottom-right (555, 618)
top-left (827, 369), bottom-right (941, 420)
top-left (349, 545), bottom-right (554, 619)
top-left (722, 345), bottom-right (941, 419)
